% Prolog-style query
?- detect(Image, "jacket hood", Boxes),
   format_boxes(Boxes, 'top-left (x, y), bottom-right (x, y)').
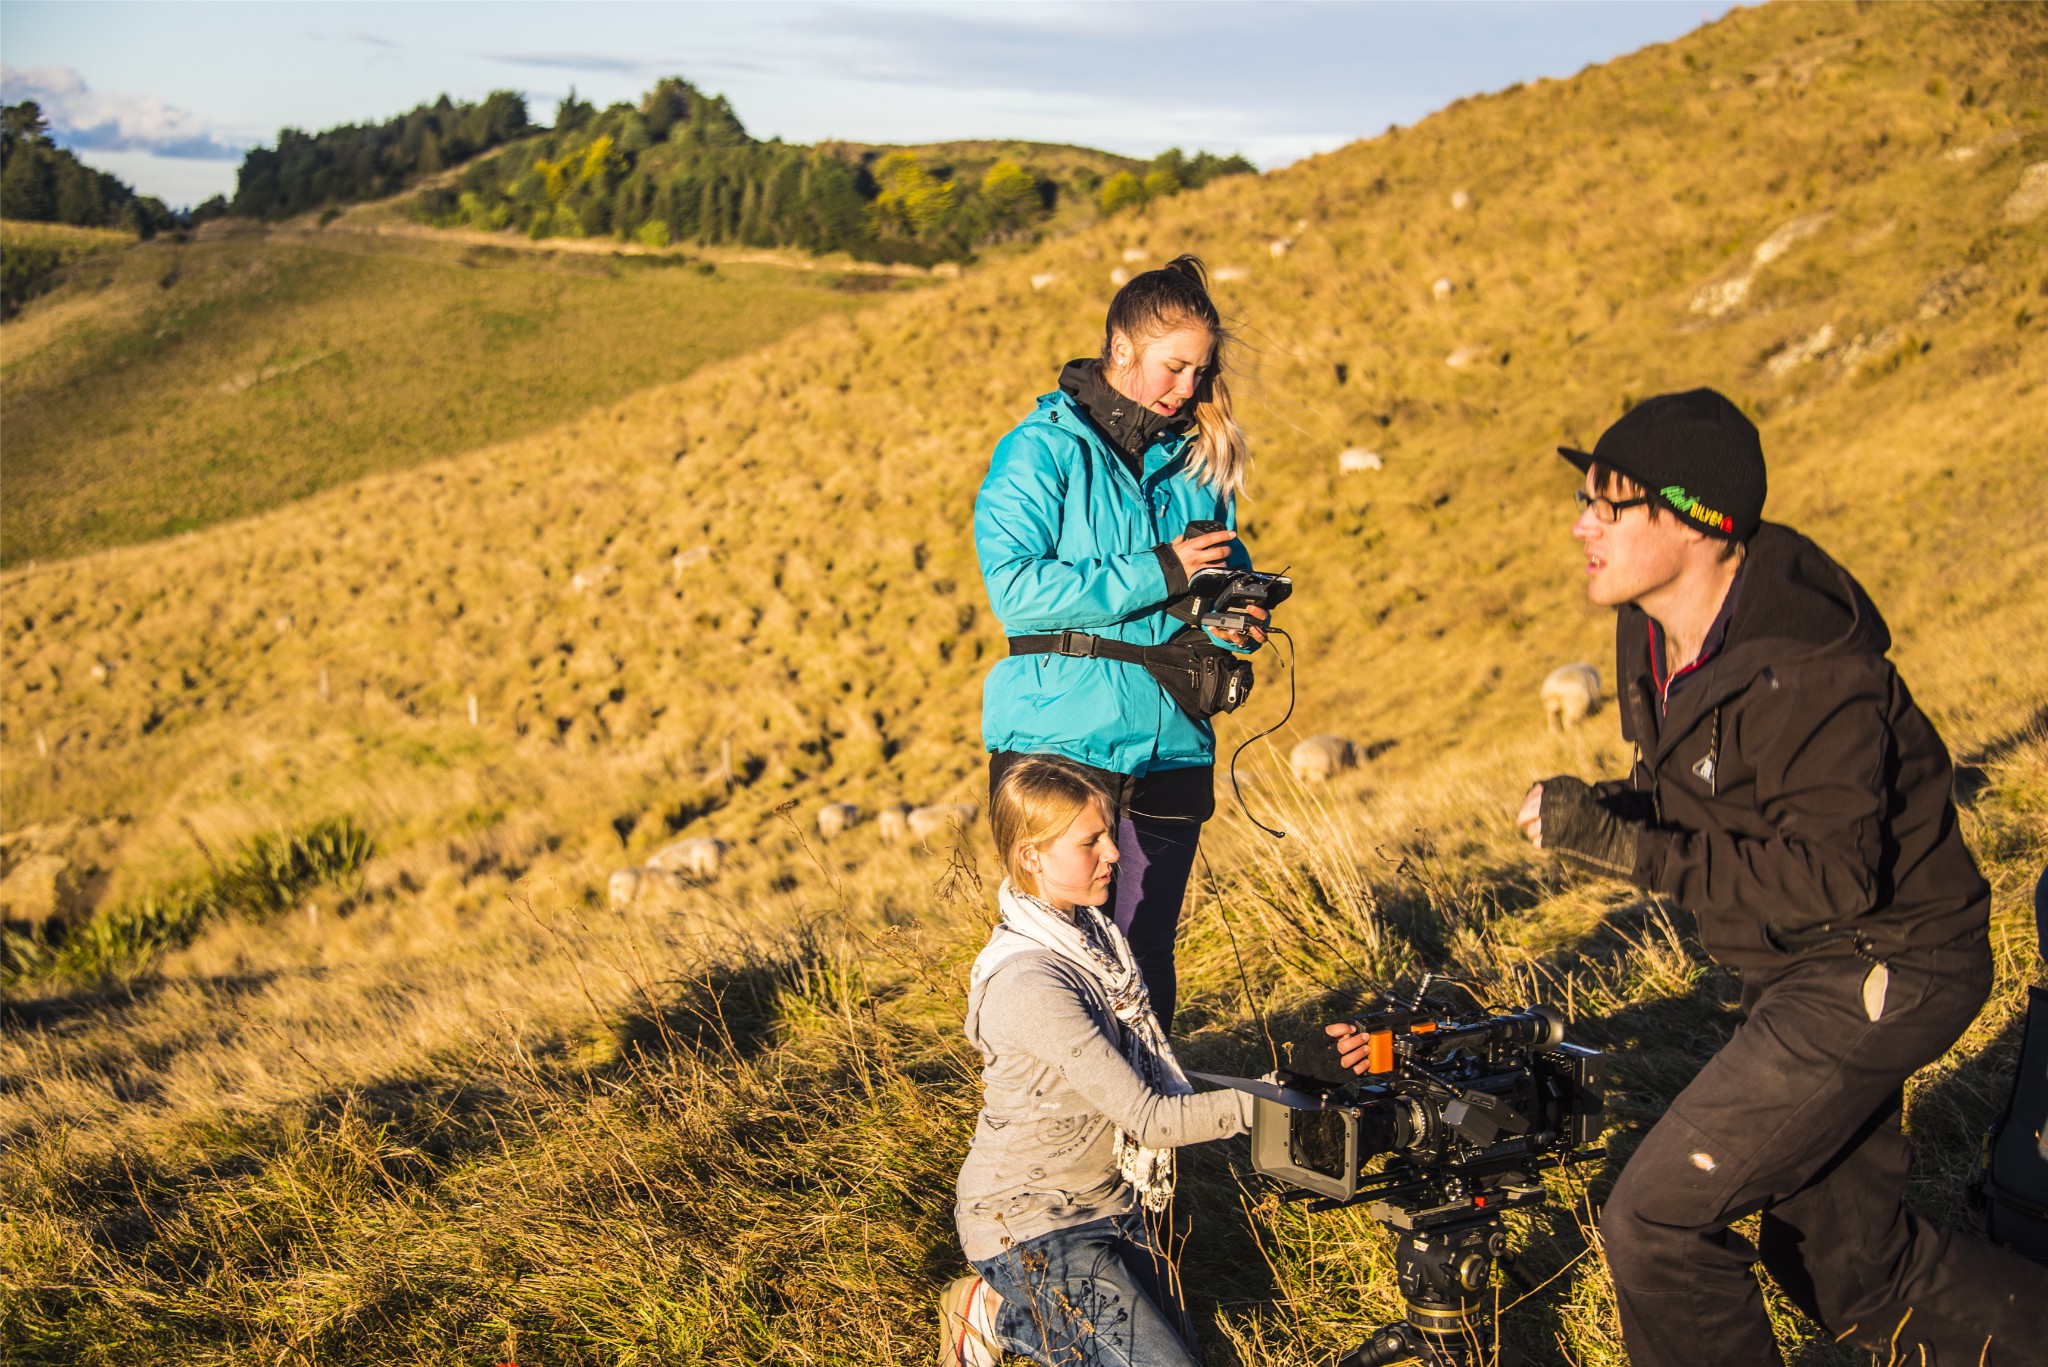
top-left (1721, 522), bottom-right (1890, 664)
top-left (1616, 522), bottom-right (1892, 755)
top-left (1056, 357), bottom-right (1194, 464)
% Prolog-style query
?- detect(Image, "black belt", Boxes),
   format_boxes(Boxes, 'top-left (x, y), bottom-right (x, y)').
top-left (1009, 629), bottom-right (1251, 722)
top-left (1008, 631), bottom-right (1182, 668)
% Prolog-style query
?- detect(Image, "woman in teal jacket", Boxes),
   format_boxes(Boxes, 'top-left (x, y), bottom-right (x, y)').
top-left (974, 256), bottom-right (1264, 1032)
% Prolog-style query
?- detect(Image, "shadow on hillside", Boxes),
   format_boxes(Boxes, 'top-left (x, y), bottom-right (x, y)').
top-left (1955, 702), bottom-right (2048, 808)
top-left (0, 969), bottom-right (288, 1033)
top-left (616, 957), bottom-right (851, 1061)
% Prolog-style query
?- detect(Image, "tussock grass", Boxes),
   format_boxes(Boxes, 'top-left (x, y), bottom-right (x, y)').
top-left (3, 3), bottom-right (2047, 1363)
top-left (2, 817), bottom-right (373, 986)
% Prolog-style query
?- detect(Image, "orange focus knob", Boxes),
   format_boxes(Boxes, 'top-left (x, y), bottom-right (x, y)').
top-left (1409, 1021), bottom-right (1438, 1034)
top-left (1368, 1031), bottom-right (1395, 1074)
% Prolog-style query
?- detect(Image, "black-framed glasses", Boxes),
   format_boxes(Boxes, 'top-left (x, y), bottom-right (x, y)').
top-left (1574, 489), bottom-right (1652, 524)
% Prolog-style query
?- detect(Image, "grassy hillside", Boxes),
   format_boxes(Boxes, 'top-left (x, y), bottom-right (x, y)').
top-left (3, 3), bottom-right (2047, 1364)
top-left (0, 224), bottom-right (894, 566)
top-left (0, 220), bottom-right (132, 319)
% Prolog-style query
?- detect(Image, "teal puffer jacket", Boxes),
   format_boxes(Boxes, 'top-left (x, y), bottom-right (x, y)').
top-left (975, 386), bottom-right (1256, 776)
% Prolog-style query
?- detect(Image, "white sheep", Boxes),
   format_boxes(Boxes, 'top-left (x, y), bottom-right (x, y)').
top-left (1213, 266), bottom-right (1251, 283)
top-left (876, 803), bottom-right (912, 843)
top-left (1029, 272), bottom-right (1059, 292)
top-left (646, 835), bottom-right (728, 878)
top-left (1290, 736), bottom-right (1358, 785)
top-left (1109, 268), bottom-right (1130, 286)
top-left (609, 866), bottom-right (690, 911)
top-left (607, 867), bottom-right (645, 911)
top-left (1121, 247), bottom-right (1148, 264)
top-left (1450, 188), bottom-right (1472, 211)
top-left (816, 802), bottom-right (859, 841)
top-left (1432, 276), bottom-right (1455, 302)
top-left (1269, 237), bottom-right (1293, 258)
top-left (1542, 663), bottom-right (1602, 731)
top-left (1339, 448), bottom-right (1384, 474)
top-left (908, 803), bottom-right (979, 841)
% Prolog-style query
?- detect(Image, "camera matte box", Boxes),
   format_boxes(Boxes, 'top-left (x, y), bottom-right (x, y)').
top-left (1252, 1096), bottom-right (1360, 1202)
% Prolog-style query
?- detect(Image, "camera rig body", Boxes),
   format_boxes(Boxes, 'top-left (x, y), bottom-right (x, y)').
top-left (1196, 981), bottom-right (1607, 1366)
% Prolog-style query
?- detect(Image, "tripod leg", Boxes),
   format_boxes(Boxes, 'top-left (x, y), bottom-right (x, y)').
top-left (1332, 1322), bottom-right (1429, 1367)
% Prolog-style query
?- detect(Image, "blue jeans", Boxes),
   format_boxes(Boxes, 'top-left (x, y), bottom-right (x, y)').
top-left (969, 1212), bottom-right (1200, 1367)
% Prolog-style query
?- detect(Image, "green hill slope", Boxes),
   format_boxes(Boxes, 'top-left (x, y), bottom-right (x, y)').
top-left (3, 4), bottom-right (2046, 1363)
top-left (0, 224), bottom-right (893, 566)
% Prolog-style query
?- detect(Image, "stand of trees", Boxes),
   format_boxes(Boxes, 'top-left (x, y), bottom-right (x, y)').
top-left (1097, 148), bottom-right (1256, 216)
top-left (231, 92), bottom-right (531, 219)
top-left (414, 78), bottom-right (1255, 264)
top-left (1, 103), bottom-right (177, 235)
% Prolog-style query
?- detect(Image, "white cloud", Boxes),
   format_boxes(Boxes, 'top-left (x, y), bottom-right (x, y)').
top-left (1, 64), bottom-right (243, 160)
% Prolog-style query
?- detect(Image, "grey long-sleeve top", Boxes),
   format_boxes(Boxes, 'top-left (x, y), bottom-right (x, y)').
top-left (953, 947), bottom-right (1253, 1263)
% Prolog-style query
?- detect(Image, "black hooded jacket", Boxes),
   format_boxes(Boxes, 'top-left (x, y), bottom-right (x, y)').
top-left (1606, 523), bottom-right (1989, 969)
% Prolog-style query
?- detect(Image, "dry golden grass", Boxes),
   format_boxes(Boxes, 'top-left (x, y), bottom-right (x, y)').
top-left (3, 3), bottom-right (2047, 1363)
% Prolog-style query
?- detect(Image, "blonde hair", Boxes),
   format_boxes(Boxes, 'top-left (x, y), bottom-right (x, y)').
top-left (991, 756), bottom-right (1115, 897)
top-left (1101, 254), bottom-right (1252, 497)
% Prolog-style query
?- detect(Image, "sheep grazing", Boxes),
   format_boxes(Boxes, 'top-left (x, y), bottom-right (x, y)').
top-left (907, 802), bottom-right (979, 841)
top-left (1213, 266), bottom-right (1250, 283)
top-left (608, 867), bottom-right (645, 911)
top-left (1269, 237), bottom-right (1293, 258)
top-left (1338, 448), bottom-right (1384, 474)
top-left (1432, 276), bottom-right (1455, 302)
top-left (646, 835), bottom-right (728, 878)
top-left (876, 803), bottom-right (912, 843)
top-left (1029, 272), bottom-right (1060, 292)
top-left (1450, 188), bottom-right (1472, 211)
top-left (1121, 247), bottom-right (1148, 264)
top-left (1290, 736), bottom-right (1358, 785)
top-left (1109, 268), bottom-right (1130, 287)
top-left (609, 866), bottom-right (689, 911)
top-left (816, 802), bottom-right (859, 841)
top-left (1542, 663), bottom-right (1602, 731)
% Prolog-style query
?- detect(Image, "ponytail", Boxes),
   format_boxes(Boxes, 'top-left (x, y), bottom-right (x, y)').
top-left (1101, 254), bottom-right (1251, 497)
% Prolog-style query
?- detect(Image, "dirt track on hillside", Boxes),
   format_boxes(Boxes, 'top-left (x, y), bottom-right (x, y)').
top-left (195, 213), bottom-right (950, 278)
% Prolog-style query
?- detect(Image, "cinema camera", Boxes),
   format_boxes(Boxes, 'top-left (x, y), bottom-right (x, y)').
top-left (1195, 979), bottom-right (1607, 1367)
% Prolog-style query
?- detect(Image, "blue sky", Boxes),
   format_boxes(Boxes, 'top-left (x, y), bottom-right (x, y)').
top-left (2, 1), bottom-right (1737, 209)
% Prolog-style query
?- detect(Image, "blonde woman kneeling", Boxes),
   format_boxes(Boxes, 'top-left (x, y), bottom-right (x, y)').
top-left (940, 755), bottom-right (1251, 1367)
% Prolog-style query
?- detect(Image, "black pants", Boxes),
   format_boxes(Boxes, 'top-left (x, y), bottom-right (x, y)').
top-left (1603, 937), bottom-right (2048, 1364)
top-left (989, 752), bottom-right (1212, 1033)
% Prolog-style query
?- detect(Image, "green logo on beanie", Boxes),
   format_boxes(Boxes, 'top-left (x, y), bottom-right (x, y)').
top-left (1660, 484), bottom-right (1736, 534)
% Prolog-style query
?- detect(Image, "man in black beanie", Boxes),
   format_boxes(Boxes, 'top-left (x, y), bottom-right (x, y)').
top-left (1494, 388), bottom-right (2048, 1361)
